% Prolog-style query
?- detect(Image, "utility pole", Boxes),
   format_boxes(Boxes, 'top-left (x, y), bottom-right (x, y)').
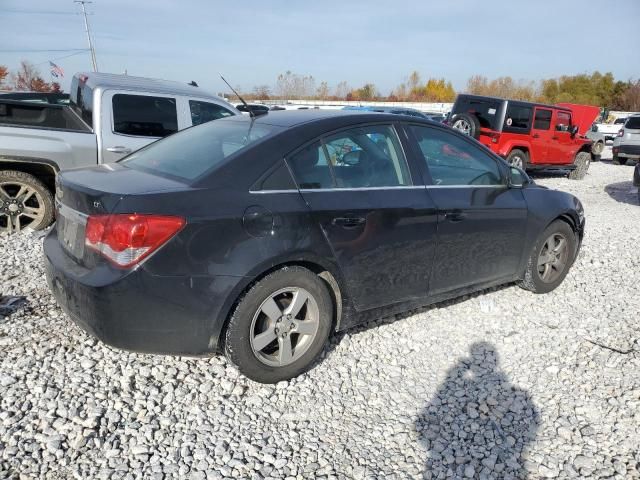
top-left (74, 0), bottom-right (98, 72)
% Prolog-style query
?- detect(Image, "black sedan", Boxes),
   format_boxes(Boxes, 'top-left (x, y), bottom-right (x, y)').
top-left (45, 110), bottom-right (585, 383)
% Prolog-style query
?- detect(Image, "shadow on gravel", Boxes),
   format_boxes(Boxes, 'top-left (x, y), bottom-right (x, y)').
top-left (605, 181), bottom-right (640, 206)
top-left (417, 342), bottom-right (539, 479)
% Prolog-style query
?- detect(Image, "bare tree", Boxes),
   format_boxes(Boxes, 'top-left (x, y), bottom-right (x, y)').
top-left (0, 65), bottom-right (10, 90)
top-left (334, 81), bottom-right (350, 100)
top-left (316, 81), bottom-right (330, 100)
top-left (275, 71), bottom-right (316, 99)
top-left (252, 85), bottom-right (271, 100)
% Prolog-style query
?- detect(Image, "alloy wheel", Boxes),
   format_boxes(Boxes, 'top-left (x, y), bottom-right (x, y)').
top-left (537, 233), bottom-right (570, 283)
top-left (452, 119), bottom-right (472, 136)
top-left (250, 287), bottom-right (320, 367)
top-left (509, 155), bottom-right (524, 169)
top-left (0, 181), bottom-right (46, 233)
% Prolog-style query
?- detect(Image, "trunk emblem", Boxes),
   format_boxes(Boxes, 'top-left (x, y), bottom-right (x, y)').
top-left (93, 201), bottom-right (101, 209)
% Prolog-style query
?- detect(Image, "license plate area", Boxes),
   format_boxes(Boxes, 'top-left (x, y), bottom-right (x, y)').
top-left (56, 202), bottom-right (87, 259)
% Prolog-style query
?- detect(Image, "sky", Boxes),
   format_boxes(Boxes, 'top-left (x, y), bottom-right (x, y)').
top-left (1, 0), bottom-right (639, 96)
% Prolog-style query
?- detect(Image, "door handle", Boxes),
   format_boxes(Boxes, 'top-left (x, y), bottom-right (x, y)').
top-left (532, 134), bottom-right (540, 139)
top-left (444, 211), bottom-right (467, 222)
top-left (332, 216), bottom-right (366, 228)
top-left (106, 146), bottom-right (132, 154)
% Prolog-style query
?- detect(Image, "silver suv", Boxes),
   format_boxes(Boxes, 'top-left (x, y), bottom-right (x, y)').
top-left (612, 114), bottom-right (640, 165)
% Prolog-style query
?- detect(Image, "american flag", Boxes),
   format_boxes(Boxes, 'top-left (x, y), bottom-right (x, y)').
top-left (49, 61), bottom-right (64, 78)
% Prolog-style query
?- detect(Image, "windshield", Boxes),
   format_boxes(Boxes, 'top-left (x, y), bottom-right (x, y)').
top-left (121, 119), bottom-right (282, 181)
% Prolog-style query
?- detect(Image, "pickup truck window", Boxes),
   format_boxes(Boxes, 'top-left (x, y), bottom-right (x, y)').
top-left (112, 94), bottom-right (178, 138)
top-left (70, 76), bottom-right (94, 127)
top-left (189, 100), bottom-right (234, 126)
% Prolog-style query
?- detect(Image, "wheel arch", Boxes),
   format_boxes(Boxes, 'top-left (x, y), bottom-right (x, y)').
top-left (213, 256), bottom-right (346, 352)
top-left (0, 157), bottom-right (59, 193)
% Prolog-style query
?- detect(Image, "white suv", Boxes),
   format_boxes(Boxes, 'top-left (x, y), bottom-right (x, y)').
top-left (612, 114), bottom-right (640, 165)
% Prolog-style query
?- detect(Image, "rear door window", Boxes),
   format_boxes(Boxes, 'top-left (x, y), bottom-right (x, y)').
top-left (112, 94), bottom-right (178, 137)
top-left (287, 125), bottom-right (411, 189)
top-left (533, 109), bottom-right (552, 130)
top-left (625, 117), bottom-right (640, 129)
top-left (189, 100), bottom-right (234, 126)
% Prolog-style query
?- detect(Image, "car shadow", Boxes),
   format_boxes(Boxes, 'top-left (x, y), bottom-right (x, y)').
top-left (605, 181), bottom-right (640, 205)
top-left (416, 342), bottom-right (539, 478)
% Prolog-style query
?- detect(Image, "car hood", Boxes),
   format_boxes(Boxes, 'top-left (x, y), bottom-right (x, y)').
top-left (556, 103), bottom-right (600, 137)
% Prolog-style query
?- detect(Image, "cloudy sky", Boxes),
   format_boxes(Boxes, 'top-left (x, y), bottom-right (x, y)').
top-left (1, 0), bottom-right (638, 95)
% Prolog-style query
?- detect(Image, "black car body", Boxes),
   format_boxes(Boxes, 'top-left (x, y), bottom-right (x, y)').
top-left (45, 110), bottom-right (585, 382)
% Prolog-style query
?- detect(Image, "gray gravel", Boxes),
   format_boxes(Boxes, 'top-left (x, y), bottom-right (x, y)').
top-left (1, 161), bottom-right (639, 479)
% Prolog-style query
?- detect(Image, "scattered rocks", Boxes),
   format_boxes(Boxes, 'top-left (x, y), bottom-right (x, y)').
top-left (1, 162), bottom-right (639, 478)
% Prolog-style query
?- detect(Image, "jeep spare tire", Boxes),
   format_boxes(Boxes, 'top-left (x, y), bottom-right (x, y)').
top-left (450, 113), bottom-right (481, 139)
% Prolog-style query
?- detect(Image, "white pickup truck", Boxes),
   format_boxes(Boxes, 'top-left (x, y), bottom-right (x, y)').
top-left (0, 72), bottom-right (239, 233)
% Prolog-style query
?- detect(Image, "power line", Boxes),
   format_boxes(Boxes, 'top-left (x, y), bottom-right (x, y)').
top-left (0, 49), bottom-right (89, 53)
top-left (0, 9), bottom-right (84, 15)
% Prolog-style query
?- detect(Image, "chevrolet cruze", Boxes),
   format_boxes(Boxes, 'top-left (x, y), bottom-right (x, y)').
top-left (45, 110), bottom-right (585, 383)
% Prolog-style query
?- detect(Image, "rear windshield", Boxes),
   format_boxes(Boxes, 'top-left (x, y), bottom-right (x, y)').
top-left (69, 76), bottom-right (94, 127)
top-left (120, 119), bottom-right (281, 181)
top-left (625, 117), bottom-right (640, 129)
top-left (452, 97), bottom-right (502, 130)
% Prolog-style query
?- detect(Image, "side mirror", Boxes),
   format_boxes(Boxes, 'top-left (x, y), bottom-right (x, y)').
top-left (570, 125), bottom-right (579, 137)
top-left (508, 166), bottom-right (527, 188)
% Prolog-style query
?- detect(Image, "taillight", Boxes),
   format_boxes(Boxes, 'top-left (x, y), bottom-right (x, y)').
top-left (617, 129), bottom-right (624, 137)
top-left (85, 214), bottom-right (185, 268)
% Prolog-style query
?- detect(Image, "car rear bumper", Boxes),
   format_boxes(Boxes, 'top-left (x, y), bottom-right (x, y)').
top-left (615, 144), bottom-right (640, 158)
top-left (44, 228), bottom-right (241, 356)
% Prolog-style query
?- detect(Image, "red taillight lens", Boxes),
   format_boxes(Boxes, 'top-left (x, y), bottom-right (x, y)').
top-left (617, 129), bottom-right (624, 137)
top-left (85, 214), bottom-right (185, 268)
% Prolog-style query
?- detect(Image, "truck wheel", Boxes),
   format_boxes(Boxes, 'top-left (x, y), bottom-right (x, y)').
top-left (450, 113), bottom-right (480, 139)
top-left (506, 149), bottom-right (528, 170)
top-left (568, 152), bottom-right (590, 180)
top-left (591, 141), bottom-right (604, 156)
top-left (518, 220), bottom-right (577, 294)
top-left (0, 170), bottom-right (54, 233)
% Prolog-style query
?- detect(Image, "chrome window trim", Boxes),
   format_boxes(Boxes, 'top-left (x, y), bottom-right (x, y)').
top-left (250, 185), bottom-right (506, 194)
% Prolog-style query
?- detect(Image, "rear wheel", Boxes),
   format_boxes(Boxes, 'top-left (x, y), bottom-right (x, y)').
top-left (519, 220), bottom-right (577, 294)
top-left (568, 152), bottom-right (590, 180)
top-left (224, 266), bottom-right (333, 383)
top-left (506, 149), bottom-right (528, 170)
top-left (0, 170), bottom-right (54, 234)
top-left (591, 141), bottom-right (604, 156)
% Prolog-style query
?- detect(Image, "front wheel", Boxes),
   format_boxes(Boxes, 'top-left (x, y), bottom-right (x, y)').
top-left (568, 152), bottom-right (590, 180)
top-left (0, 170), bottom-right (55, 234)
top-left (591, 141), bottom-right (604, 156)
top-left (519, 220), bottom-right (577, 294)
top-left (224, 266), bottom-right (333, 383)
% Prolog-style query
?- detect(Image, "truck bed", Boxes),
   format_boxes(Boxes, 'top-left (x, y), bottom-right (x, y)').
top-left (0, 100), bottom-right (91, 132)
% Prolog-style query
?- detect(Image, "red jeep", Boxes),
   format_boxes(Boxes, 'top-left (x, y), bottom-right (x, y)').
top-left (448, 94), bottom-right (600, 179)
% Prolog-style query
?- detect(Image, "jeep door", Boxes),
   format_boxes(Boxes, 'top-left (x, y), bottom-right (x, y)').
top-left (405, 124), bottom-right (528, 295)
top-left (530, 108), bottom-right (554, 162)
top-left (550, 110), bottom-right (575, 163)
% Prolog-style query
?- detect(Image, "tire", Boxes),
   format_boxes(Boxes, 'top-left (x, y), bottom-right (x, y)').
top-left (449, 113), bottom-right (481, 139)
top-left (224, 266), bottom-right (333, 383)
top-left (567, 152), bottom-right (590, 180)
top-left (519, 220), bottom-right (577, 294)
top-left (0, 170), bottom-right (54, 234)
top-left (506, 149), bottom-right (528, 170)
top-left (591, 141), bottom-right (604, 156)
top-left (613, 154), bottom-right (626, 166)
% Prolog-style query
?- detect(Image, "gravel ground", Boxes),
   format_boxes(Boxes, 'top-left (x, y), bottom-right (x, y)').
top-left (1, 161), bottom-right (639, 480)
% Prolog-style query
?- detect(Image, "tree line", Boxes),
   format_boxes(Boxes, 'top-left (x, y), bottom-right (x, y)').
top-left (2, 61), bottom-right (638, 111)
top-left (0, 61), bottom-right (62, 93)
top-left (243, 70), bottom-right (640, 111)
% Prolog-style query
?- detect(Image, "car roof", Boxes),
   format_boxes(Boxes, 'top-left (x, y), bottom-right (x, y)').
top-left (456, 93), bottom-right (569, 112)
top-left (220, 109), bottom-right (437, 128)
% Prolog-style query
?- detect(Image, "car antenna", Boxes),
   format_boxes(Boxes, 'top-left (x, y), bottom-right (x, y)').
top-left (188, 80), bottom-right (198, 87)
top-left (219, 74), bottom-right (254, 118)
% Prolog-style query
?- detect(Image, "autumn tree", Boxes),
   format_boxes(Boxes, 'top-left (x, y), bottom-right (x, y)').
top-left (422, 78), bottom-right (456, 102)
top-left (612, 80), bottom-right (640, 111)
top-left (252, 85), bottom-right (271, 99)
top-left (466, 75), bottom-right (536, 101)
top-left (539, 72), bottom-right (618, 106)
top-left (12, 61), bottom-right (54, 92)
top-left (0, 65), bottom-right (9, 90)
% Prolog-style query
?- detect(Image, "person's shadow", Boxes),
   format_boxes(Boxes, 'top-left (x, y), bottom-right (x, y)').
top-left (417, 342), bottom-right (539, 479)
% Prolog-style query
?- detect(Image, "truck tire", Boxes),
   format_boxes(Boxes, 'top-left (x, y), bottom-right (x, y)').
top-left (568, 152), bottom-right (590, 180)
top-left (450, 113), bottom-right (480, 139)
top-left (0, 170), bottom-right (55, 233)
top-left (506, 149), bottom-right (528, 170)
top-left (591, 141), bottom-right (604, 156)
